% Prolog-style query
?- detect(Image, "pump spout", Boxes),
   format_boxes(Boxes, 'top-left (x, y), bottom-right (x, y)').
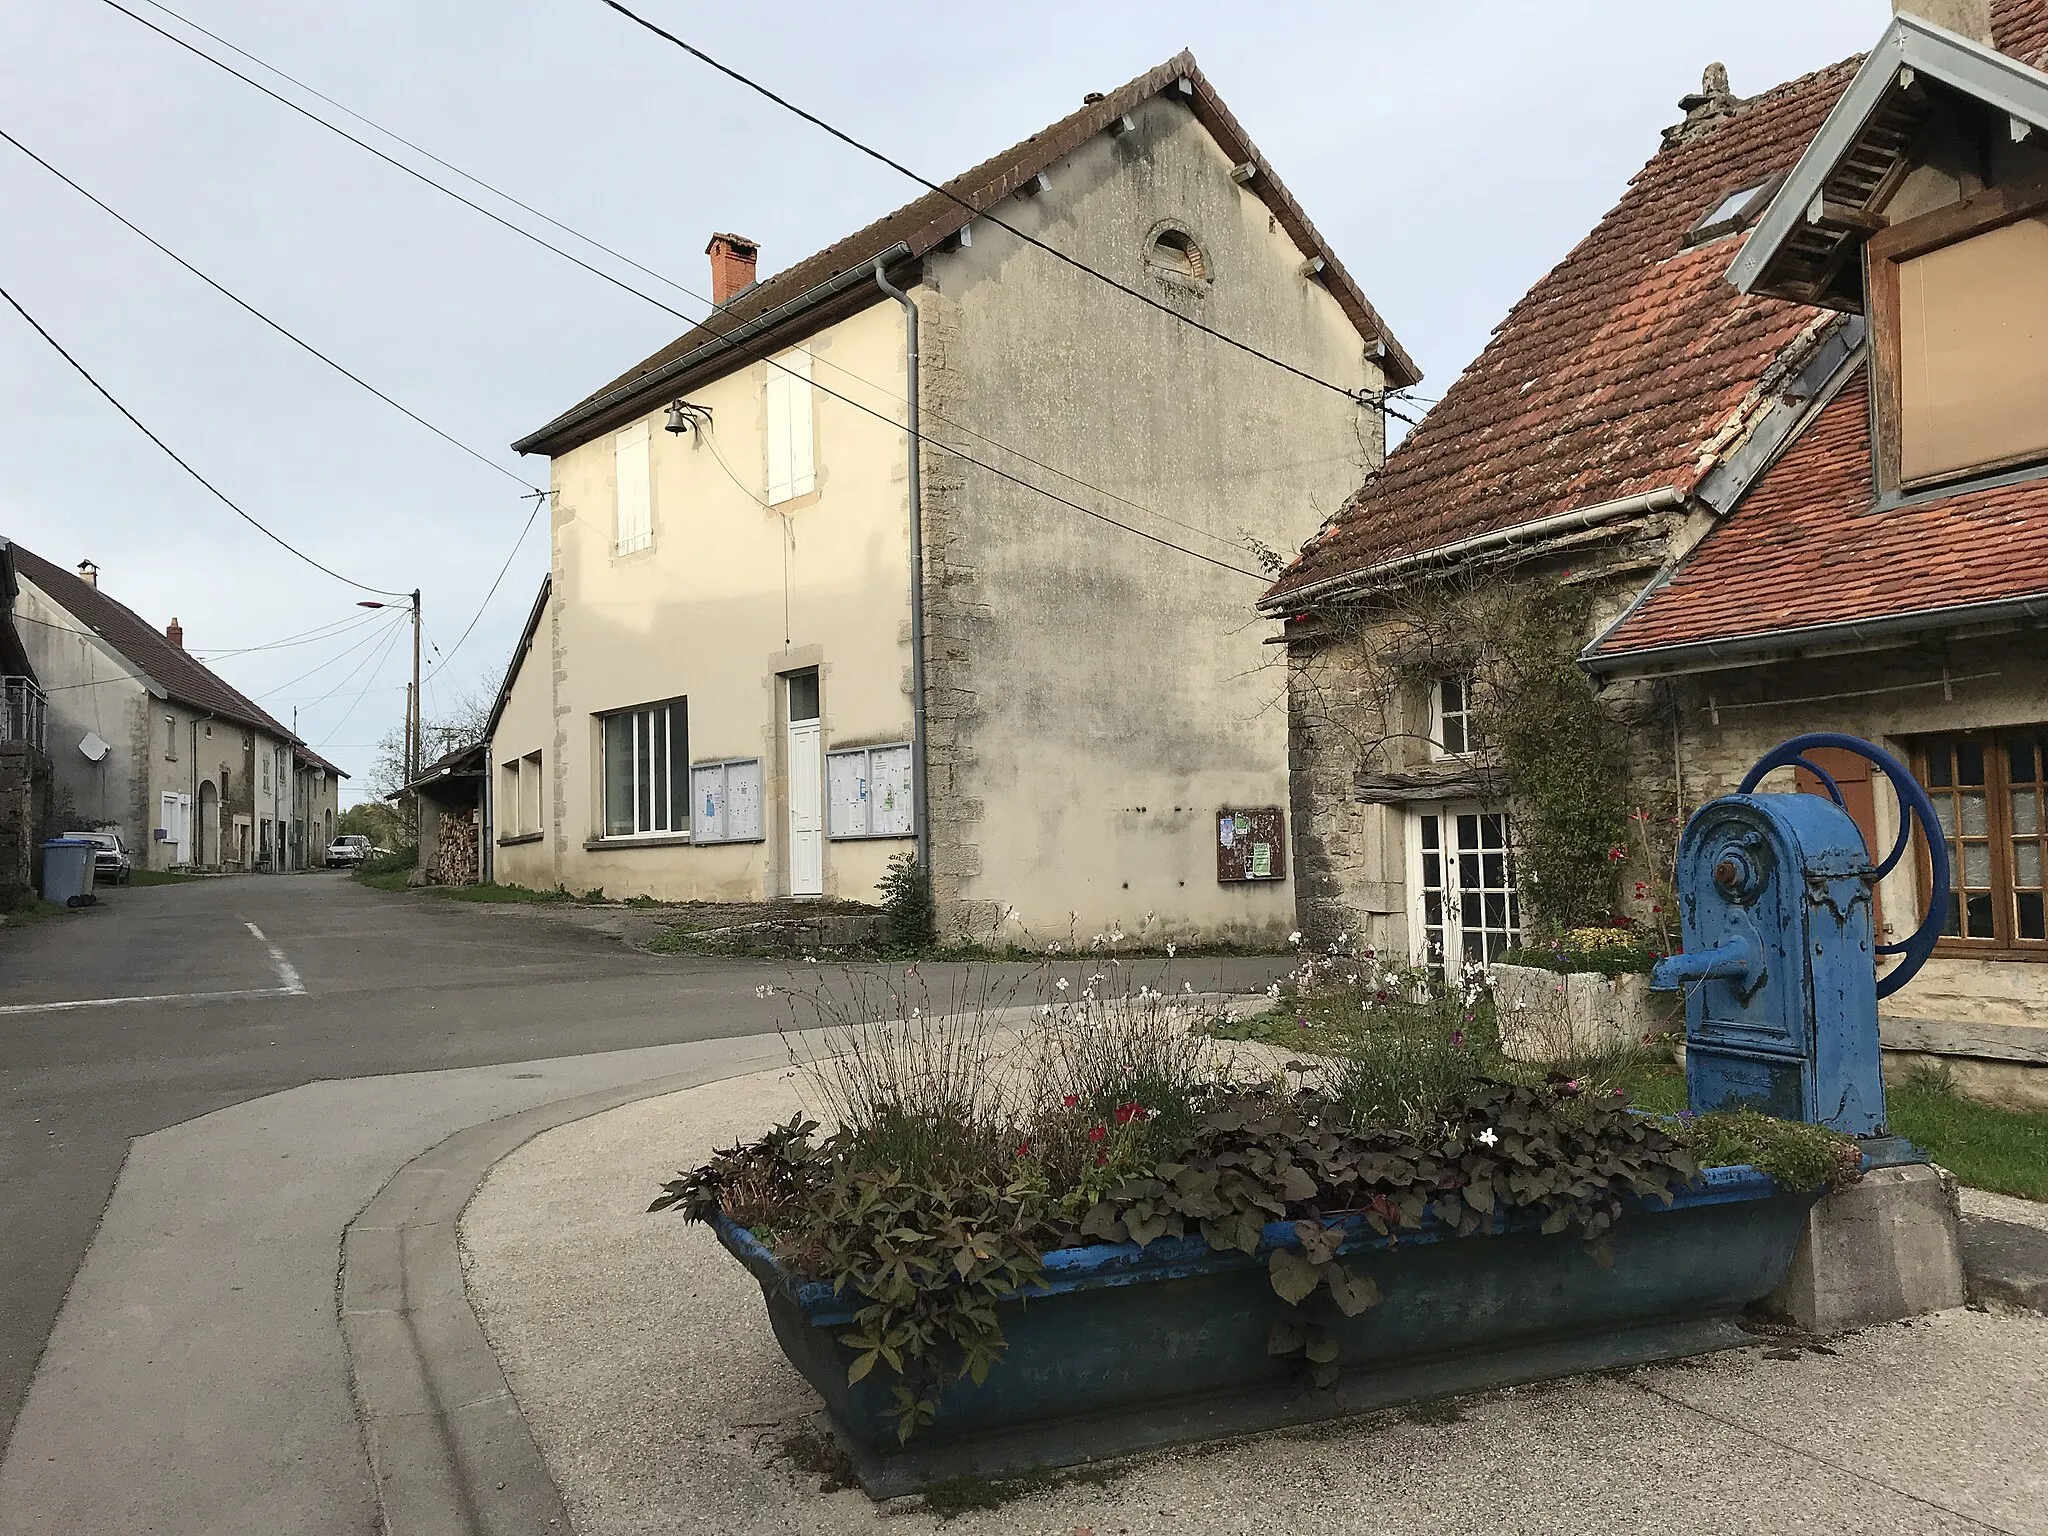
top-left (1651, 935), bottom-right (1764, 994)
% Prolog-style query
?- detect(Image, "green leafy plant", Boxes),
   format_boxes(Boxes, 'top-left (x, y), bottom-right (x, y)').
top-left (1675, 1110), bottom-right (1862, 1193)
top-left (878, 852), bottom-right (937, 951)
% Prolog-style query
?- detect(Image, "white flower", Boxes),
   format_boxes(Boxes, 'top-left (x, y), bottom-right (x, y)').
top-left (1056, 977), bottom-right (1070, 992)
top-left (1266, 982), bottom-right (1282, 1000)
top-left (1039, 1004), bottom-right (1054, 1017)
top-left (1182, 981), bottom-right (1195, 995)
top-left (1477, 1128), bottom-right (1499, 1147)
top-left (804, 955), bottom-right (818, 965)
top-left (1288, 931), bottom-right (1303, 946)
top-left (1166, 942), bottom-right (1177, 958)
top-left (910, 1007), bottom-right (922, 1019)
top-left (1110, 930), bottom-right (1125, 943)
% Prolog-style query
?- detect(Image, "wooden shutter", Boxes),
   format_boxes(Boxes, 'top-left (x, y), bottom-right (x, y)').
top-left (767, 349), bottom-right (815, 504)
top-left (614, 421), bottom-right (652, 552)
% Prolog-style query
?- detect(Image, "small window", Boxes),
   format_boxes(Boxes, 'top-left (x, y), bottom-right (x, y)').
top-left (1686, 180), bottom-right (1773, 246)
top-left (1146, 228), bottom-right (1207, 282)
top-left (500, 760), bottom-right (521, 832)
top-left (521, 751), bottom-right (542, 837)
top-left (600, 699), bottom-right (689, 838)
top-left (164, 715), bottom-right (177, 761)
top-left (614, 420), bottom-right (652, 554)
top-left (787, 670), bottom-right (821, 724)
top-left (1430, 676), bottom-right (1476, 759)
top-left (1920, 729), bottom-right (2048, 951)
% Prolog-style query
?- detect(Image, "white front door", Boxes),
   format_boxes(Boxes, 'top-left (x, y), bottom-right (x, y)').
top-left (786, 673), bottom-right (823, 897)
top-left (1409, 802), bottom-right (1520, 979)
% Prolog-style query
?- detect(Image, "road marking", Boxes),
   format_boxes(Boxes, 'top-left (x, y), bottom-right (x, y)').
top-left (0, 922), bottom-right (309, 1015)
top-left (245, 921), bottom-right (306, 995)
top-left (0, 986), bottom-right (298, 1016)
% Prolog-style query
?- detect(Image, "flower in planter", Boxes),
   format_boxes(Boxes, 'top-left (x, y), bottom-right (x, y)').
top-left (1063, 1094), bottom-right (1080, 1109)
top-left (1015, 1140), bottom-right (1031, 1157)
top-left (1289, 931), bottom-right (1303, 946)
top-left (1088, 1125), bottom-right (1108, 1143)
top-left (1451, 1030), bottom-right (1466, 1046)
top-left (1115, 1102), bottom-right (1149, 1125)
top-left (1056, 977), bottom-right (1070, 993)
top-left (1477, 1128), bottom-right (1499, 1147)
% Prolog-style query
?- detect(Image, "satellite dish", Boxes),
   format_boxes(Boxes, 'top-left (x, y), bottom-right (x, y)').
top-left (79, 732), bottom-right (110, 763)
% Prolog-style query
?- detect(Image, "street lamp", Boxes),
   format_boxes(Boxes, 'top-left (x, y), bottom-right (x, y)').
top-left (357, 591), bottom-right (422, 785)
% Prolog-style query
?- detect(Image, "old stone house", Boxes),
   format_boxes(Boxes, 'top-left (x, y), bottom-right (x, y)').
top-left (1265, 1), bottom-right (2048, 1101)
top-left (489, 52), bottom-right (1417, 940)
top-left (5, 541), bottom-right (345, 873)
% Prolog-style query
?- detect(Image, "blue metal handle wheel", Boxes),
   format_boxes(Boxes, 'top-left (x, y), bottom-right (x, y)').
top-left (1736, 732), bottom-right (1950, 997)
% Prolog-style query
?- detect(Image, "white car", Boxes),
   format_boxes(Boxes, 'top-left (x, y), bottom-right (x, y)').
top-left (325, 835), bottom-right (372, 869)
top-left (64, 830), bottom-right (133, 884)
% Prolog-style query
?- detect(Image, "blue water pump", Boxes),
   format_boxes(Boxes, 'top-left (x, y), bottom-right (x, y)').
top-left (1650, 734), bottom-right (1950, 1137)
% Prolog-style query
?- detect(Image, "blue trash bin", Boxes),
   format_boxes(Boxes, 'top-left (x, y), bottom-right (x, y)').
top-left (40, 838), bottom-right (96, 907)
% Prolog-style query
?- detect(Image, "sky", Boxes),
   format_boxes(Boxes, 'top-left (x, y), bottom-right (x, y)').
top-left (0, 0), bottom-right (1889, 802)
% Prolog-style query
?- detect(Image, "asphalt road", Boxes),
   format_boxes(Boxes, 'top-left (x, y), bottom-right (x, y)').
top-left (0, 873), bottom-right (1285, 1459)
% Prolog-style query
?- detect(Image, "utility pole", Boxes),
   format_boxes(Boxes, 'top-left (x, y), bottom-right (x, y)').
top-left (409, 588), bottom-right (422, 785)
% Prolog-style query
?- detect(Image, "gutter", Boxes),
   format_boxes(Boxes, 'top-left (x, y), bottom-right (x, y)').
top-left (872, 259), bottom-right (932, 881)
top-left (1262, 486), bottom-right (1686, 614)
top-left (512, 245), bottom-right (913, 456)
top-left (1583, 590), bottom-right (2048, 677)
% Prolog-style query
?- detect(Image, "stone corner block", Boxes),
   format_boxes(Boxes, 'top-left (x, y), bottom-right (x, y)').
top-left (1768, 1163), bottom-right (1966, 1334)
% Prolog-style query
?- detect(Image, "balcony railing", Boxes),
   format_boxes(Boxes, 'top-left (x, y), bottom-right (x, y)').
top-left (2, 674), bottom-right (48, 751)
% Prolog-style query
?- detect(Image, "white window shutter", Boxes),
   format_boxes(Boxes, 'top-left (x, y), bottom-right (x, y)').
top-left (614, 421), bottom-right (652, 553)
top-left (767, 349), bottom-right (815, 504)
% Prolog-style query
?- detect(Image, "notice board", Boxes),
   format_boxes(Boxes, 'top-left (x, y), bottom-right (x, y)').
top-left (1216, 807), bottom-right (1286, 883)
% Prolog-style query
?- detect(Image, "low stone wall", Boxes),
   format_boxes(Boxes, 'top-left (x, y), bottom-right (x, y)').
top-left (1492, 963), bottom-right (1680, 1062)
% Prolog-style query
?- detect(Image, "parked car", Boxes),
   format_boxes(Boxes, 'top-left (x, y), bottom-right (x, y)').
top-left (325, 834), bottom-right (372, 869)
top-left (64, 830), bottom-right (132, 884)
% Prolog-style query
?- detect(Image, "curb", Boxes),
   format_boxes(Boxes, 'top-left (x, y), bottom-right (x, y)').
top-left (1960, 1213), bottom-right (2048, 1314)
top-left (339, 991), bottom-right (1270, 1534)
top-left (340, 1050), bottom-right (786, 1536)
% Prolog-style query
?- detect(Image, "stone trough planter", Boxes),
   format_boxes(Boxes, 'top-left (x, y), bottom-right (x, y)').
top-left (1491, 962), bottom-right (1680, 1062)
top-left (712, 1165), bottom-right (1818, 1496)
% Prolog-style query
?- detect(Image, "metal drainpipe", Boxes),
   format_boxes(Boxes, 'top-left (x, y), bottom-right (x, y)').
top-left (874, 258), bottom-right (931, 880)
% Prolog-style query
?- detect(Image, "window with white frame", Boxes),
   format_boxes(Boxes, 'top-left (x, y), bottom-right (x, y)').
top-left (1409, 803), bottom-right (1519, 980)
top-left (826, 743), bottom-right (914, 839)
top-left (1430, 675), bottom-right (1476, 758)
top-left (614, 419), bottom-right (653, 554)
top-left (765, 348), bottom-right (816, 504)
top-left (690, 758), bottom-right (764, 843)
top-left (599, 699), bottom-right (688, 838)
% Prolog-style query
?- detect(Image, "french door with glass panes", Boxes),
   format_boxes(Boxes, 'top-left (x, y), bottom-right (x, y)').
top-left (1409, 802), bottom-right (1520, 980)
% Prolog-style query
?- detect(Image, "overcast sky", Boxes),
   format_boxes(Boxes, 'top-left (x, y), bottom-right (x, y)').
top-left (0, 0), bottom-right (1888, 801)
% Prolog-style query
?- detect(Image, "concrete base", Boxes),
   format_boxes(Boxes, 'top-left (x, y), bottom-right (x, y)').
top-left (1768, 1164), bottom-right (1966, 1334)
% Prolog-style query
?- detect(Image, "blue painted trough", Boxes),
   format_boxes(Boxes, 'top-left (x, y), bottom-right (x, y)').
top-left (714, 1165), bottom-right (1818, 1496)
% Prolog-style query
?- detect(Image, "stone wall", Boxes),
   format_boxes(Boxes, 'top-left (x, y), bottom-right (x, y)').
top-left (0, 741), bottom-right (53, 908)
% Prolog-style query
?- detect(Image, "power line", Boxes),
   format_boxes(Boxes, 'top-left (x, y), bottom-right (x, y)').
top-left (0, 278), bottom-right (409, 597)
top-left (424, 492), bottom-right (547, 681)
top-left (596, 0), bottom-right (1387, 411)
top-left (316, 619), bottom-right (411, 744)
top-left (0, 124), bottom-right (543, 496)
top-left (193, 609), bottom-right (386, 660)
top-left (96, 0), bottom-right (1269, 580)
top-left (254, 609), bottom-right (407, 700)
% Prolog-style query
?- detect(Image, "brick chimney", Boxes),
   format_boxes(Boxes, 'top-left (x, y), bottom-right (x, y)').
top-left (166, 617), bottom-right (184, 649)
top-left (1894, 0), bottom-right (1993, 44)
top-left (706, 233), bottom-right (759, 306)
top-left (76, 559), bottom-right (98, 588)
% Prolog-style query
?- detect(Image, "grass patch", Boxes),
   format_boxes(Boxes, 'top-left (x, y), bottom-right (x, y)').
top-left (1889, 1070), bottom-right (2048, 1201)
top-left (921, 1463), bottom-right (1124, 1519)
top-left (354, 869), bottom-right (413, 892)
top-left (430, 881), bottom-right (573, 904)
top-left (1, 898), bottom-right (67, 926)
top-left (126, 868), bottom-right (196, 887)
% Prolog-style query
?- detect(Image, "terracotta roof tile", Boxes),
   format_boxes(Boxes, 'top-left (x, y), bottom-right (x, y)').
top-left (1268, 0), bottom-right (2048, 608)
top-left (1589, 367), bottom-right (2048, 658)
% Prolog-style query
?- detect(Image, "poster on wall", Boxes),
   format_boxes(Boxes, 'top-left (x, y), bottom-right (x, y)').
top-left (869, 745), bottom-right (913, 836)
top-left (691, 759), bottom-right (763, 843)
top-left (826, 743), bottom-right (914, 838)
top-left (1216, 806), bottom-right (1286, 883)
top-left (827, 750), bottom-right (870, 838)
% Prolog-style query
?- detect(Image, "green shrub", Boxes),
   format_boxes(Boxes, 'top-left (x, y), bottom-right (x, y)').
top-left (358, 844), bottom-right (417, 878)
top-left (877, 852), bottom-right (936, 950)
top-left (1677, 1109), bottom-right (1861, 1192)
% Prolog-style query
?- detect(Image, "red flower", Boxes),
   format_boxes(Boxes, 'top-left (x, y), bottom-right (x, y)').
top-left (1095, 1152), bottom-right (1108, 1166)
top-left (1088, 1125), bottom-right (1107, 1143)
top-left (1114, 1102), bottom-right (1149, 1125)
top-left (1014, 1140), bottom-right (1030, 1157)
top-left (1062, 1094), bottom-right (1080, 1109)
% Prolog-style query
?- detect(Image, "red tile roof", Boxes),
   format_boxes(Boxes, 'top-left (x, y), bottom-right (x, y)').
top-left (1587, 368), bottom-right (2048, 660)
top-left (516, 52), bottom-right (1417, 457)
top-left (1265, 61), bottom-right (1858, 604)
top-left (1266, 0), bottom-right (2048, 609)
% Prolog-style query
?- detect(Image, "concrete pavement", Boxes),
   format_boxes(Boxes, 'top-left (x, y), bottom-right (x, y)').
top-left (0, 873), bottom-right (1289, 1530)
top-left (465, 1070), bottom-right (2048, 1536)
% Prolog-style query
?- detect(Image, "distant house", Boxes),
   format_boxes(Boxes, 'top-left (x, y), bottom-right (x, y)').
top-left (1265, 2), bottom-right (2048, 1100)
top-left (489, 52), bottom-right (1418, 940)
top-left (5, 542), bottom-right (346, 872)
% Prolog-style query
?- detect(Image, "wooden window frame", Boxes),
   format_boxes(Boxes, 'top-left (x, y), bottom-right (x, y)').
top-left (1914, 729), bottom-right (2048, 962)
top-left (1867, 178), bottom-right (2048, 494)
